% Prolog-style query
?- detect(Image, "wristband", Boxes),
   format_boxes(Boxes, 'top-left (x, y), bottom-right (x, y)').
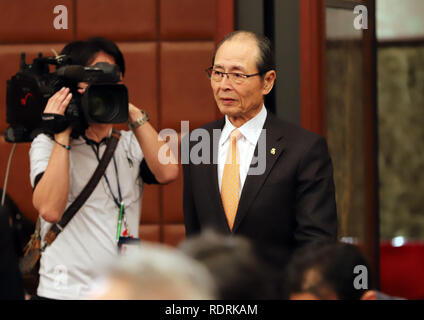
top-left (54, 139), bottom-right (71, 150)
top-left (128, 110), bottom-right (150, 130)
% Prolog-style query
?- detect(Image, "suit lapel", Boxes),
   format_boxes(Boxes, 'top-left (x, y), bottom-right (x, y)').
top-left (232, 114), bottom-right (286, 232)
top-left (204, 118), bottom-right (231, 232)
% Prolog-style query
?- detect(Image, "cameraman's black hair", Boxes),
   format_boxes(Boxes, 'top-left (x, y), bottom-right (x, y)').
top-left (59, 40), bottom-right (95, 66)
top-left (86, 37), bottom-right (126, 76)
top-left (59, 38), bottom-right (125, 76)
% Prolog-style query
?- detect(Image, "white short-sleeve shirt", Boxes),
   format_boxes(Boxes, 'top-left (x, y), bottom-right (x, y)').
top-left (29, 130), bottom-right (144, 300)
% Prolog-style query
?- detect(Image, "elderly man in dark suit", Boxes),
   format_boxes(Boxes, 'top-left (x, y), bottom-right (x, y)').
top-left (183, 31), bottom-right (337, 263)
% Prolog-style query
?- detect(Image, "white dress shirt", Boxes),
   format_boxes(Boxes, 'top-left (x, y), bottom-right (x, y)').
top-left (218, 105), bottom-right (267, 196)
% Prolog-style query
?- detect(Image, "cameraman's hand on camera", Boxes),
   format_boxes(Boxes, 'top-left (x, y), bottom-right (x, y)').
top-left (45, 87), bottom-right (72, 117)
top-left (44, 87), bottom-right (73, 139)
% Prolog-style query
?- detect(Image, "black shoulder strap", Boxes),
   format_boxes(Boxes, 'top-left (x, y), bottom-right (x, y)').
top-left (43, 129), bottom-right (121, 248)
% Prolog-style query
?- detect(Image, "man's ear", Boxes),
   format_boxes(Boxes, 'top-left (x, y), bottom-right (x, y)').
top-left (262, 70), bottom-right (276, 95)
top-left (361, 290), bottom-right (377, 300)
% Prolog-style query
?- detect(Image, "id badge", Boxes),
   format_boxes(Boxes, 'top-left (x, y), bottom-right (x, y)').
top-left (117, 236), bottom-right (140, 256)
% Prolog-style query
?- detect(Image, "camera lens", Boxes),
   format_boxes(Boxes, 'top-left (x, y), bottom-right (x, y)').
top-left (88, 90), bottom-right (118, 122)
top-left (83, 84), bottom-right (128, 123)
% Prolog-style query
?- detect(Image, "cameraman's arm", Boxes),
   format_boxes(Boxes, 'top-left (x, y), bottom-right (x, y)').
top-left (129, 104), bottom-right (178, 184)
top-left (32, 88), bottom-right (72, 223)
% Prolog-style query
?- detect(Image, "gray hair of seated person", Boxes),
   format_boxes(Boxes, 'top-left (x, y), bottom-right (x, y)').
top-left (97, 241), bottom-right (217, 300)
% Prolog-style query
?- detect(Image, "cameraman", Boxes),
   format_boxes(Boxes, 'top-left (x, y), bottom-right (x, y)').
top-left (29, 38), bottom-right (178, 300)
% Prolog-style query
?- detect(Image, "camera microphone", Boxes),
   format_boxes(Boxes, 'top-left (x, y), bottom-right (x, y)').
top-left (55, 65), bottom-right (86, 81)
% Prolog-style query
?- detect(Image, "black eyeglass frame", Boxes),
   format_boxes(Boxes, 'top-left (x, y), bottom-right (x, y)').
top-left (205, 67), bottom-right (263, 82)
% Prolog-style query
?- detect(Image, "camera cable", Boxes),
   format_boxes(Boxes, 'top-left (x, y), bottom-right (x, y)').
top-left (1, 143), bottom-right (17, 207)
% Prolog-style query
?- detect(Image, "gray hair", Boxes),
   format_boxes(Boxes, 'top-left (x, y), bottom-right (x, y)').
top-left (211, 30), bottom-right (275, 77)
top-left (94, 242), bottom-right (217, 300)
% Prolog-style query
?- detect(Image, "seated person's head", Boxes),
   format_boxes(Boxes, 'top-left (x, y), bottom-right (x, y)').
top-left (179, 230), bottom-right (277, 299)
top-left (284, 242), bottom-right (377, 300)
top-left (89, 241), bottom-right (216, 300)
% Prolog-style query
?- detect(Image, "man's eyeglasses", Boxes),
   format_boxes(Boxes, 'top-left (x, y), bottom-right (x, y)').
top-left (205, 67), bottom-right (262, 85)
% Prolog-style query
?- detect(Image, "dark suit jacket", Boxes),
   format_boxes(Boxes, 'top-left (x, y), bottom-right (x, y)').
top-left (183, 112), bottom-right (337, 261)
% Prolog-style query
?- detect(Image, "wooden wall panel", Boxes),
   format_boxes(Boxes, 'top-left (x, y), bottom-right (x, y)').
top-left (0, 0), bottom-right (234, 247)
top-left (140, 184), bottom-right (160, 224)
top-left (117, 42), bottom-right (159, 129)
top-left (76, 0), bottom-right (157, 40)
top-left (163, 224), bottom-right (186, 247)
top-left (0, 0), bottom-right (74, 43)
top-left (138, 224), bottom-right (160, 242)
top-left (160, 42), bottom-right (216, 131)
top-left (160, 0), bottom-right (216, 40)
top-left (299, 0), bottom-right (326, 136)
top-left (162, 166), bottom-right (183, 223)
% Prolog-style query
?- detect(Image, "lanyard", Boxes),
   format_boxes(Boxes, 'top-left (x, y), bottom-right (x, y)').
top-left (86, 136), bottom-right (130, 242)
top-left (89, 142), bottom-right (123, 210)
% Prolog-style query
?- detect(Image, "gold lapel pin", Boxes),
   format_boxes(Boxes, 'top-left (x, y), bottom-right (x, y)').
top-left (270, 148), bottom-right (276, 155)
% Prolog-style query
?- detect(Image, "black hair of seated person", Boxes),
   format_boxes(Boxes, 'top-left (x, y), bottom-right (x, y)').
top-left (251, 241), bottom-right (291, 298)
top-left (179, 230), bottom-right (279, 300)
top-left (283, 242), bottom-right (373, 300)
top-left (60, 37), bottom-right (125, 76)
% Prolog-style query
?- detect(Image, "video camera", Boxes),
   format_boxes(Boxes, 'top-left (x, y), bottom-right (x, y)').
top-left (5, 52), bottom-right (129, 143)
